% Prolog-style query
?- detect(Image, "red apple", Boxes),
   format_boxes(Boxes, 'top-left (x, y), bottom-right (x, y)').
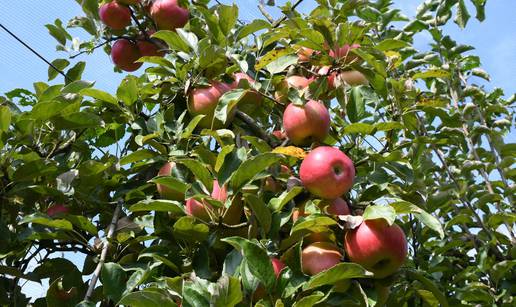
top-left (185, 198), bottom-right (211, 221)
top-left (339, 71), bottom-right (368, 86)
top-left (185, 179), bottom-right (239, 223)
top-left (111, 39), bottom-right (143, 72)
top-left (274, 75), bottom-right (314, 103)
top-left (188, 82), bottom-right (233, 129)
top-left (345, 219), bottom-right (408, 278)
top-left (282, 100), bottom-right (330, 145)
top-left (156, 162), bottom-right (184, 200)
top-left (302, 242), bottom-right (342, 275)
top-left (300, 146), bottom-right (355, 199)
top-left (137, 40), bottom-right (165, 57)
top-left (230, 73), bottom-right (263, 112)
top-left (99, 2), bottom-right (131, 30)
top-left (329, 44), bottom-right (360, 62)
top-left (320, 198), bottom-right (351, 216)
top-left (272, 130), bottom-right (286, 140)
top-left (150, 0), bottom-right (189, 31)
top-left (297, 47), bottom-right (314, 62)
top-left (271, 257), bottom-right (286, 277)
top-left (47, 204), bottom-right (70, 217)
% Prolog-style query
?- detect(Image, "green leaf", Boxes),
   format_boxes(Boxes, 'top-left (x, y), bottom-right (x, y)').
top-left (53, 112), bottom-right (102, 130)
top-left (181, 114), bottom-right (206, 140)
top-left (269, 186), bottom-right (304, 211)
top-left (150, 177), bottom-right (189, 198)
top-left (80, 88), bottom-right (118, 105)
top-left (375, 39), bottom-right (408, 51)
top-left (347, 86), bottom-right (367, 123)
top-left (65, 215), bottom-right (98, 235)
top-left (118, 288), bottom-right (177, 307)
top-left (62, 80), bottom-right (94, 93)
top-left (101, 263), bottom-right (127, 303)
top-left (20, 213), bottom-right (73, 230)
top-left (173, 216), bottom-right (210, 242)
top-left (212, 276), bottom-right (243, 307)
top-left (343, 123), bottom-right (374, 135)
top-left (152, 30), bottom-right (190, 53)
top-left (0, 106), bottom-right (11, 132)
top-left (362, 205), bottom-right (396, 225)
top-left (222, 237), bottom-right (276, 291)
top-left (214, 89), bottom-right (246, 125)
top-left (120, 149), bottom-right (158, 166)
top-left (291, 215), bottom-right (337, 234)
top-left (176, 159), bottom-right (213, 191)
top-left (304, 263), bottom-right (372, 290)
top-left (412, 69), bottom-right (450, 79)
top-left (117, 76), bottom-right (139, 106)
top-left (245, 194), bottom-right (272, 234)
top-left (48, 59), bottom-right (70, 81)
top-left (454, 0), bottom-right (470, 29)
top-left (389, 201), bottom-right (444, 238)
top-left (231, 153), bottom-right (283, 190)
top-left (129, 199), bottom-right (184, 215)
top-left (406, 270), bottom-right (449, 307)
top-left (66, 61), bottom-right (86, 83)
top-left (237, 19), bottom-right (270, 40)
top-left (293, 291), bottom-right (325, 307)
top-left (177, 29), bottom-right (199, 52)
top-left (217, 4), bottom-right (238, 35)
top-left (265, 54), bottom-right (298, 75)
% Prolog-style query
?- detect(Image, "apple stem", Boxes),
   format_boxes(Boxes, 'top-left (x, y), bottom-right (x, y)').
top-left (84, 199), bottom-right (123, 302)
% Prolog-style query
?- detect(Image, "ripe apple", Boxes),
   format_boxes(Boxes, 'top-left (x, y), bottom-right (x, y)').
top-left (274, 75), bottom-right (314, 103)
top-left (188, 82), bottom-right (233, 129)
top-left (282, 100), bottom-right (330, 145)
top-left (271, 257), bottom-right (286, 277)
top-left (272, 130), bottom-right (286, 140)
top-left (320, 197), bottom-right (351, 215)
top-left (137, 40), bottom-right (165, 57)
top-left (150, 0), bottom-right (189, 31)
top-left (300, 146), bottom-right (355, 199)
top-left (47, 204), bottom-right (70, 217)
top-left (230, 73), bottom-right (263, 112)
top-left (297, 47), bottom-right (314, 62)
top-left (156, 162), bottom-right (184, 200)
top-left (329, 43), bottom-right (361, 62)
top-left (111, 39), bottom-right (143, 72)
top-left (302, 242), bottom-right (342, 275)
top-left (339, 71), bottom-right (368, 86)
top-left (345, 219), bottom-right (408, 278)
top-left (99, 2), bottom-right (131, 30)
top-left (185, 198), bottom-right (211, 221)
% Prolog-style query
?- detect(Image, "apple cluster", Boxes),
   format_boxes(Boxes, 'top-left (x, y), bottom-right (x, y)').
top-left (98, 0), bottom-right (188, 71)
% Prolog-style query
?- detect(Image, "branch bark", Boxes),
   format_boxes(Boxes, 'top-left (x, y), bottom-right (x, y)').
top-left (84, 200), bottom-right (123, 302)
top-left (235, 110), bottom-right (277, 147)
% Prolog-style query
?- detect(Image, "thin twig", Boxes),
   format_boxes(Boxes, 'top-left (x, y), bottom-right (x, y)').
top-left (258, 1), bottom-right (275, 23)
top-left (272, 0), bottom-right (305, 28)
top-left (84, 200), bottom-right (123, 302)
top-left (235, 110), bottom-right (277, 147)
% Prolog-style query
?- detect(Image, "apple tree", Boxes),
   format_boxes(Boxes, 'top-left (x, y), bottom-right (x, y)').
top-left (0, 0), bottom-right (514, 306)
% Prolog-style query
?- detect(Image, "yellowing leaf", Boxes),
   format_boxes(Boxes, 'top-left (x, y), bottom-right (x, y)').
top-left (413, 69), bottom-right (450, 79)
top-left (255, 48), bottom-right (294, 71)
top-left (384, 51), bottom-right (402, 69)
top-left (272, 146), bottom-right (306, 159)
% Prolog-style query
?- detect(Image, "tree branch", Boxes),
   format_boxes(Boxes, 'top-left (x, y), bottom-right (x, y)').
top-left (235, 110), bottom-right (277, 147)
top-left (84, 199), bottom-right (123, 302)
top-left (258, 1), bottom-right (275, 24)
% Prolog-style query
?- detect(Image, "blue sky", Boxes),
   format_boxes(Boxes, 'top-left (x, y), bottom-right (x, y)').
top-left (0, 1), bottom-right (515, 95)
top-left (1, 0), bottom-right (514, 301)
